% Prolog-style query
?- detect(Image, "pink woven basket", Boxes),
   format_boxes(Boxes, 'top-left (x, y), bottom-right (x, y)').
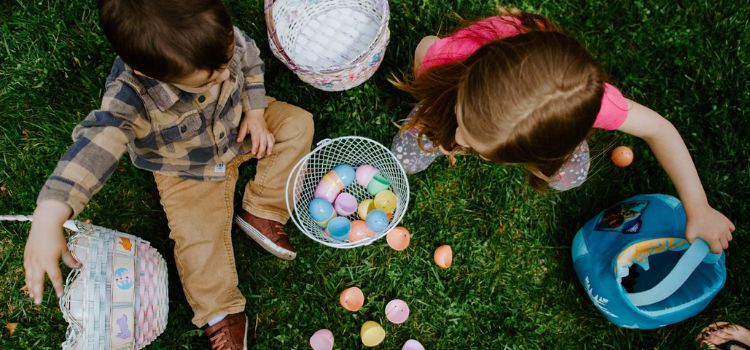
top-left (264, 0), bottom-right (390, 91)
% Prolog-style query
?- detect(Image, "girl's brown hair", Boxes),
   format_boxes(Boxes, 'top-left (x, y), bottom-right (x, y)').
top-left (394, 8), bottom-right (606, 189)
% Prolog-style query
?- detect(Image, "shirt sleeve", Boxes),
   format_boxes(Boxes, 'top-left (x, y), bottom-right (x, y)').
top-left (37, 80), bottom-right (143, 216)
top-left (593, 83), bottom-right (630, 130)
top-left (236, 27), bottom-right (267, 111)
top-left (419, 16), bottom-right (525, 75)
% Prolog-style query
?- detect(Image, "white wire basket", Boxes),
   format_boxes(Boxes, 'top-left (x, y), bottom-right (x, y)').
top-left (286, 137), bottom-right (409, 248)
top-left (264, 0), bottom-right (390, 91)
top-left (0, 216), bottom-right (169, 350)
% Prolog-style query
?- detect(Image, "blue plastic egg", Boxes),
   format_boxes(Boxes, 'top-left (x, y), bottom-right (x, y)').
top-left (327, 216), bottom-right (351, 241)
top-left (333, 164), bottom-right (356, 187)
top-left (309, 198), bottom-right (335, 227)
top-left (365, 209), bottom-right (389, 233)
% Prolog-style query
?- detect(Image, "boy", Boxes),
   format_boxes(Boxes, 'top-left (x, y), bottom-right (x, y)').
top-left (23, 0), bottom-right (313, 348)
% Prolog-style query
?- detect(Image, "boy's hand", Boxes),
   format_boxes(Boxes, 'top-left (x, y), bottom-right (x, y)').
top-left (237, 108), bottom-right (274, 159)
top-left (685, 204), bottom-right (735, 253)
top-left (23, 200), bottom-right (79, 304)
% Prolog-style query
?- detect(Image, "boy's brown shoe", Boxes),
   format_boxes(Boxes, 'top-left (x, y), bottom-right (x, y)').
top-left (235, 209), bottom-right (296, 260)
top-left (205, 313), bottom-right (248, 350)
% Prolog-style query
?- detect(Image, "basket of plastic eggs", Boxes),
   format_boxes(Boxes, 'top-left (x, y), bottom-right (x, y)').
top-left (264, 0), bottom-right (390, 91)
top-left (286, 136), bottom-right (409, 248)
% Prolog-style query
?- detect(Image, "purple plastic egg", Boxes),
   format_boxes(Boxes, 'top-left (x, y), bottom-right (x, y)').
top-left (334, 192), bottom-right (358, 216)
top-left (356, 164), bottom-right (380, 187)
top-left (402, 339), bottom-right (425, 350)
top-left (309, 329), bottom-right (334, 350)
top-left (385, 299), bottom-right (410, 324)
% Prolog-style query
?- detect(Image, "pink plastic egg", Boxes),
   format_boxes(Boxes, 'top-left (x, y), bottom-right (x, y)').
top-left (340, 287), bottom-right (365, 312)
top-left (386, 227), bottom-right (410, 251)
top-left (348, 220), bottom-right (374, 242)
top-left (334, 192), bottom-right (358, 216)
top-left (434, 245), bottom-right (453, 269)
top-left (385, 299), bottom-right (410, 324)
top-left (356, 164), bottom-right (380, 187)
top-left (314, 171), bottom-right (345, 203)
top-left (402, 339), bottom-right (425, 350)
top-left (309, 329), bottom-right (334, 350)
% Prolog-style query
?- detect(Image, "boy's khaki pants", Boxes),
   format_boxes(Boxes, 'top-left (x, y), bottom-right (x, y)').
top-left (153, 98), bottom-right (313, 326)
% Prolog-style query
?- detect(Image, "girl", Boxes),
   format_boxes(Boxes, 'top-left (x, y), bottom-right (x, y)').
top-left (390, 8), bottom-right (734, 253)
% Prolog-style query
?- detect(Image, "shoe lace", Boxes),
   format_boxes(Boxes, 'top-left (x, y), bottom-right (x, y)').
top-left (209, 328), bottom-right (231, 350)
top-left (272, 222), bottom-right (287, 237)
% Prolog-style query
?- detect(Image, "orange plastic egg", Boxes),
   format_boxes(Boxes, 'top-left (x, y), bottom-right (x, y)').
top-left (349, 220), bottom-right (374, 242)
top-left (611, 146), bottom-right (634, 168)
top-left (433, 245), bottom-right (453, 269)
top-left (386, 227), bottom-right (410, 251)
top-left (339, 286), bottom-right (365, 312)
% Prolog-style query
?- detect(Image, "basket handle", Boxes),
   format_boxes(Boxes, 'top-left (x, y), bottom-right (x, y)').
top-left (0, 215), bottom-right (79, 232)
top-left (626, 238), bottom-right (720, 307)
top-left (264, 0), bottom-right (298, 70)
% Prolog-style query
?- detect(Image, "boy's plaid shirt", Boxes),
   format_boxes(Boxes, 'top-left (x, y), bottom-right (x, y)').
top-left (38, 27), bottom-right (267, 215)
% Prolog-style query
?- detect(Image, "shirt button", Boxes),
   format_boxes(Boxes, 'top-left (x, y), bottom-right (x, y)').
top-left (198, 95), bottom-right (206, 103)
top-left (222, 146), bottom-right (228, 153)
top-left (180, 125), bottom-right (187, 132)
top-left (219, 132), bottom-right (225, 139)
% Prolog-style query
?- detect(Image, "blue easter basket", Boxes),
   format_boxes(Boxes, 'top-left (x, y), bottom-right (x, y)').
top-left (572, 194), bottom-right (726, 329)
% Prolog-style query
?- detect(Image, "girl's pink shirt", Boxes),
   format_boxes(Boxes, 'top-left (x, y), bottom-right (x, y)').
top-left (419, 16), bottom-right (629, 130)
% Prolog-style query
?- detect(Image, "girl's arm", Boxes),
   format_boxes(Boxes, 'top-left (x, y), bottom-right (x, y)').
top-left (617, 99), bottom-right (735, 253)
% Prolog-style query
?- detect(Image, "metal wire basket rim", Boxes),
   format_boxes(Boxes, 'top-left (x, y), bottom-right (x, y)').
top-left (264, 0), bottom-right (390, 73)
top-left (285, 136), bottom-right (410, 249)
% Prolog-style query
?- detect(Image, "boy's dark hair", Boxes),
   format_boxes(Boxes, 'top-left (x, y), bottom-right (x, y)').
top-left (99, 0), bottom-right (234, 82)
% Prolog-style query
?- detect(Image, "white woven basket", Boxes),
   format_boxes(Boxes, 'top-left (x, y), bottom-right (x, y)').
top-left (0, 216), bottom-right (169, 350)
top-left (286, 137), bottom-right (409, 248)
top-left (265, 0), bottom-right (390, 91)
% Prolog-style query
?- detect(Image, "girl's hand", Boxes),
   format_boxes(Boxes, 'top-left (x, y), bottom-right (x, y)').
top-left (685, 204), bottom-right (735, 253)
top-left (237, 108), bottom-right (274, 159)
top-left (23, 200), bottom-right (79, 304)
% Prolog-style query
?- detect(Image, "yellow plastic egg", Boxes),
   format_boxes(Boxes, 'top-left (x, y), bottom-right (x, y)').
top-left (374, 190), bottom-right (397, 214)
top-left (357, 199), bottom-right (375, 220)
top-left (386, 226), bottom-right (410, 251)
top-left (339, 286), bottom-right (365, 312)
top-left (434, 245), bottom-right (453, 269)
top-left (360, 321), bottom-right (386, 347)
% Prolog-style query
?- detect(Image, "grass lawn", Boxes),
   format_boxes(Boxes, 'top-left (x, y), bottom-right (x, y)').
top-left (1, 0), bottom-right (749, 349)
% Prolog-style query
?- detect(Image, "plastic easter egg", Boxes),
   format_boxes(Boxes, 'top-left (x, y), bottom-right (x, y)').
top-left (333, 164), bottom-right (356, 186)
top-left (348, 220), bottom-right (373, 242)
top-left (309, 198), bottom-right (336, 227)
top-left (365, 209), bottom-right (389, 233)
top-left (327, 217), bottom-right (351, 241)
top-left (367, 174), bottom-right (391, 196)
top-left (360, 321), bottom-right (385, 347)
top-left (356, 164), bottom-right (380, 187)
top-left (385, 299), bottom-right (410, 324)
top-left (402, 339), bottom-right (425, 350)
top-left (315, 171), bottom-right (345, 203)
top-left (357, 199), bottom-right (375, 220)
top-left (611, 145), bottom-right (634, 168)
top-left (374, 190), bottom-right (397, 214)
top-left (386, 227), bottom-right (410, 251)
top-left (334, 192), bottom-right (358, 216)
top-left (434, 245), bottom-right (453, 269)
top-left (339, 286), bottom-right (365, 312)
top-left (309, 329), bottom-right (334, 350)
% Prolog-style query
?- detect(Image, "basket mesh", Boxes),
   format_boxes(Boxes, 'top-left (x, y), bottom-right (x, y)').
top-left (287, 137), bottom-right (409, 248)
